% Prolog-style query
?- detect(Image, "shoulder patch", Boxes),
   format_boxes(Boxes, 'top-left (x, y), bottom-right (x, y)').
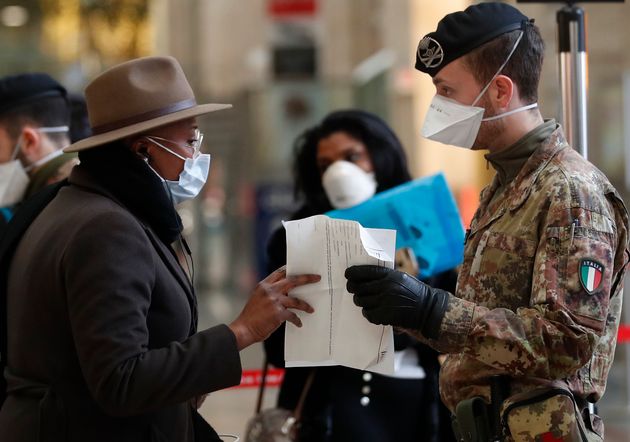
top-left (579, 259), bottom-right (604, 294)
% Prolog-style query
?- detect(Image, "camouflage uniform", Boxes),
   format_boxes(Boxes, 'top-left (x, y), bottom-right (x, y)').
top-left (410, 124), bottom-right (629, 439)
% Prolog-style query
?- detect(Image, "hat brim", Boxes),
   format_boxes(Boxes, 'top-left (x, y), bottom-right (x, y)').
top-left (63, 103), bottom-right (232, 153)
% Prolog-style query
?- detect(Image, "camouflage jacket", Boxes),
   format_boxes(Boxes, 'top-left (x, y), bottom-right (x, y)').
top-left (414, 127), bottom-right (630, 412)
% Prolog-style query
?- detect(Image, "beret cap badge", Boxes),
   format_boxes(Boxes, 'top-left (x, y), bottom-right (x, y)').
top-left (417, 37), bottom-right (444, 69)
top-left (414, 2), bottom-right (530, 77)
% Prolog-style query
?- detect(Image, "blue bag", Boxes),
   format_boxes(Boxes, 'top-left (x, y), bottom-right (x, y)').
top-left (326, 172), bottom-right (464, 277)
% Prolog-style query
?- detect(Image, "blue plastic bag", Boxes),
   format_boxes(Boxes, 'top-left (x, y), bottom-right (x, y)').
top-left (326, 172), bottom-right (464, 277)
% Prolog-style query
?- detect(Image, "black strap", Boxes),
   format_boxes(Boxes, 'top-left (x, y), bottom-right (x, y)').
top-left (0, 180), bottom-right (68, 408)
top-left (490, 376), bottom-right (510, 440)
top-left (254, 358), bottom-right (269, 414)
top-left (255, 358), bottom-right (316, 422)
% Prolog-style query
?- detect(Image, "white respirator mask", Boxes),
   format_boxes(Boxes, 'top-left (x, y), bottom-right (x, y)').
top-left (0, 125), bottom-right (69, 206)
top-left (0, 159), bottom-right (29, 207)
top-left (322, 160), bottom-right (377, 209)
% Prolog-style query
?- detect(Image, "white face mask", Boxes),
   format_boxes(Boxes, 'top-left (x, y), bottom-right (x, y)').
top-left (0, 136), bottom-right (29, 207)
top-left (145, 136), bottom-right (211, 205)
top-left (0, 125), bottom-right (70, 207)
top-left (322, 160), bottom-right (377, 209)
top-left (0, 160), bottom-right (29, 207)
top-left (163, 154), bottom-right (211, 205)
top-left (421, 31), bottom-right (538, 149)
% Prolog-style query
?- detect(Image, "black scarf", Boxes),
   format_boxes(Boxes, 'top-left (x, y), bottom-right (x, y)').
top-left (78, 141), bottom-right (182, 245)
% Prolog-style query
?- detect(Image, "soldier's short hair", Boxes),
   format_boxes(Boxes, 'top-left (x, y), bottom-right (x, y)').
top-left (462, 25), bottom-right (545, 104)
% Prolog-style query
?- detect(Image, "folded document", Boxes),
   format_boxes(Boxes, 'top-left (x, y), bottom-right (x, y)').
top-left (283, 215), bottom-right (395, 375)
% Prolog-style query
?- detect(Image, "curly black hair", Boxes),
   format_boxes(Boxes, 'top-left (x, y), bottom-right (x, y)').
top-left (293, 109), bottom-right (412, 213)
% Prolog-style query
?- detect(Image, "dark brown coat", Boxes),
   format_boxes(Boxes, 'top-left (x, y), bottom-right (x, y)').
top-left (0, 167), bottom-right (242, 441)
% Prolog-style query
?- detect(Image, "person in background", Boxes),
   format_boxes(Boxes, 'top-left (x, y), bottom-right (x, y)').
top-left (346, 3), bottom-right (629, 441)
top-left (0, 73), bottom-right (79, 228)
top-left (264, 109), bottom-right (456, 442)
top-left (0, 56), bottom-right (320, 442)
top-left (68, 92), bottom-right (92, 143)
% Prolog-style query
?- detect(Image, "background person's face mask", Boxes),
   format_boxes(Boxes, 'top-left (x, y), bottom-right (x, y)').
top-left (0, 160), bottom-right (29, 206)
top-left (145, 136), bottom-right (211, 205)
top-left (0, 125), bottom-right (70, 206)
top-left (322, 160), bottom-right (377, 209)
top-left (421, 31), bottom-right (538, 149)
top-left (0, 137), bottom-right (29, 207)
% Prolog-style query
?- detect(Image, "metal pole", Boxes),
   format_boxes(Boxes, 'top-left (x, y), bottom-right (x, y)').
top-left (557, 5), bottom-right (588, 158)
top-left (558, 4), bottom-right (596, 416)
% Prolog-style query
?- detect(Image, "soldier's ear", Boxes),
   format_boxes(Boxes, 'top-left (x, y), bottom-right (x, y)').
top-left (488, 75), bottom-right (514, 111)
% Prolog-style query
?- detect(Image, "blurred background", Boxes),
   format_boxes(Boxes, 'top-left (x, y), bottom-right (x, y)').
top-left (1, 0), bottom-right (629, 438)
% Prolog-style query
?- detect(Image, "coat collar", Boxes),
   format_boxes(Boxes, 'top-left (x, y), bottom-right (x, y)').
top-left (68, 166), bottom-right (197, 333)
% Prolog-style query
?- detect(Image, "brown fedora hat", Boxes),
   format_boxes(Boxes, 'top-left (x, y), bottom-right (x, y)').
top-left (64, 56), bottom-right (231, 152)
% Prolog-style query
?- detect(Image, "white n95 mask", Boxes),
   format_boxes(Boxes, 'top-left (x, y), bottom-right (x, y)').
top-left (0, 160), bottom-right (29, 206)
top-left (421, 95), bottom-right (485, 149)
top-left (421, 31), bottom-right (538, 149)
top-left (322, 160), bottom-right (377, 209)
top-left (0, 136), bottom-right (30, 207)
top-left (0, 125), bottom-right (69, 206)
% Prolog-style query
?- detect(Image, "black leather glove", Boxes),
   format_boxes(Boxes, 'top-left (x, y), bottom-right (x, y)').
top-left (345, 265), bottom-right (450, 339)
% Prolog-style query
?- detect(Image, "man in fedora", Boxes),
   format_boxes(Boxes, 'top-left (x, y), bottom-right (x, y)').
top-left (0, 56), bottom-right (319, 442)
top-left (0, 73), bottom-right (78, 230)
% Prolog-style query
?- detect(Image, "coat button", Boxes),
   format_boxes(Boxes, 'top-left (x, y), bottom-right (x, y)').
top-left (362, 385), bottom-right (371, 395)
top-left (362, 372), bottom-right (372, 382)
top-left (360, 396), bottom-right (370, 407)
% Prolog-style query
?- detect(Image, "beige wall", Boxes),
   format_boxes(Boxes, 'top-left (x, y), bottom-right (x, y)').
top-left (151, 0), bottom-right (268, 99)
top-left (148, 0), bottom-right (496, 218)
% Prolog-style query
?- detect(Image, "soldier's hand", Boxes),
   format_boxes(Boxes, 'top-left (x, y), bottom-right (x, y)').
top-left (345, 265), bottom-right (449, 339)
top-left (229, 266), bottom-right (320, 350)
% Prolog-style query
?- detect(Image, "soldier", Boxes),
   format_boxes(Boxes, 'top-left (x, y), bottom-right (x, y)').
top-left (0, 73), bottom-right (78, 228)
top-left (345, 3), bottom-right (629, 441)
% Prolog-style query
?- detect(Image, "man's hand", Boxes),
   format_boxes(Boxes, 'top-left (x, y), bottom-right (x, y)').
top-left (229, 266), bottom-right (320, 350)
top-left (345, 265), bottom-right (449, 339)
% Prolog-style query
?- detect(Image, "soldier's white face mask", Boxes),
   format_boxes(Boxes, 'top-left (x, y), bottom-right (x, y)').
top-left (322, 160), bottom-right (377, 209)
top-left (421, 31), bottom-right (538, 149)
top-left (0, 125), bottom-right (68, 206)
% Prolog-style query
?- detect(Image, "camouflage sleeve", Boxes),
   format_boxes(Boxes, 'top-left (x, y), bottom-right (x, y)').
top-left (418, 188), bottom-right (629, 379)
top-left (402, 295), bottom-right (475, 353)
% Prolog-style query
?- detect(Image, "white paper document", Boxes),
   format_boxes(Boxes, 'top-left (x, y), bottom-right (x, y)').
top-left (283, 215), bottom-right (396, 375)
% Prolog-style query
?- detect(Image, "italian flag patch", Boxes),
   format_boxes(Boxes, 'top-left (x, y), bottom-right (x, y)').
top-left (579, 259), bottom-right (604, 294)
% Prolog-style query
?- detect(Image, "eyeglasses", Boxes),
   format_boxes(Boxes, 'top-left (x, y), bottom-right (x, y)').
top-left (145, 128), bottom-right (204, 160)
